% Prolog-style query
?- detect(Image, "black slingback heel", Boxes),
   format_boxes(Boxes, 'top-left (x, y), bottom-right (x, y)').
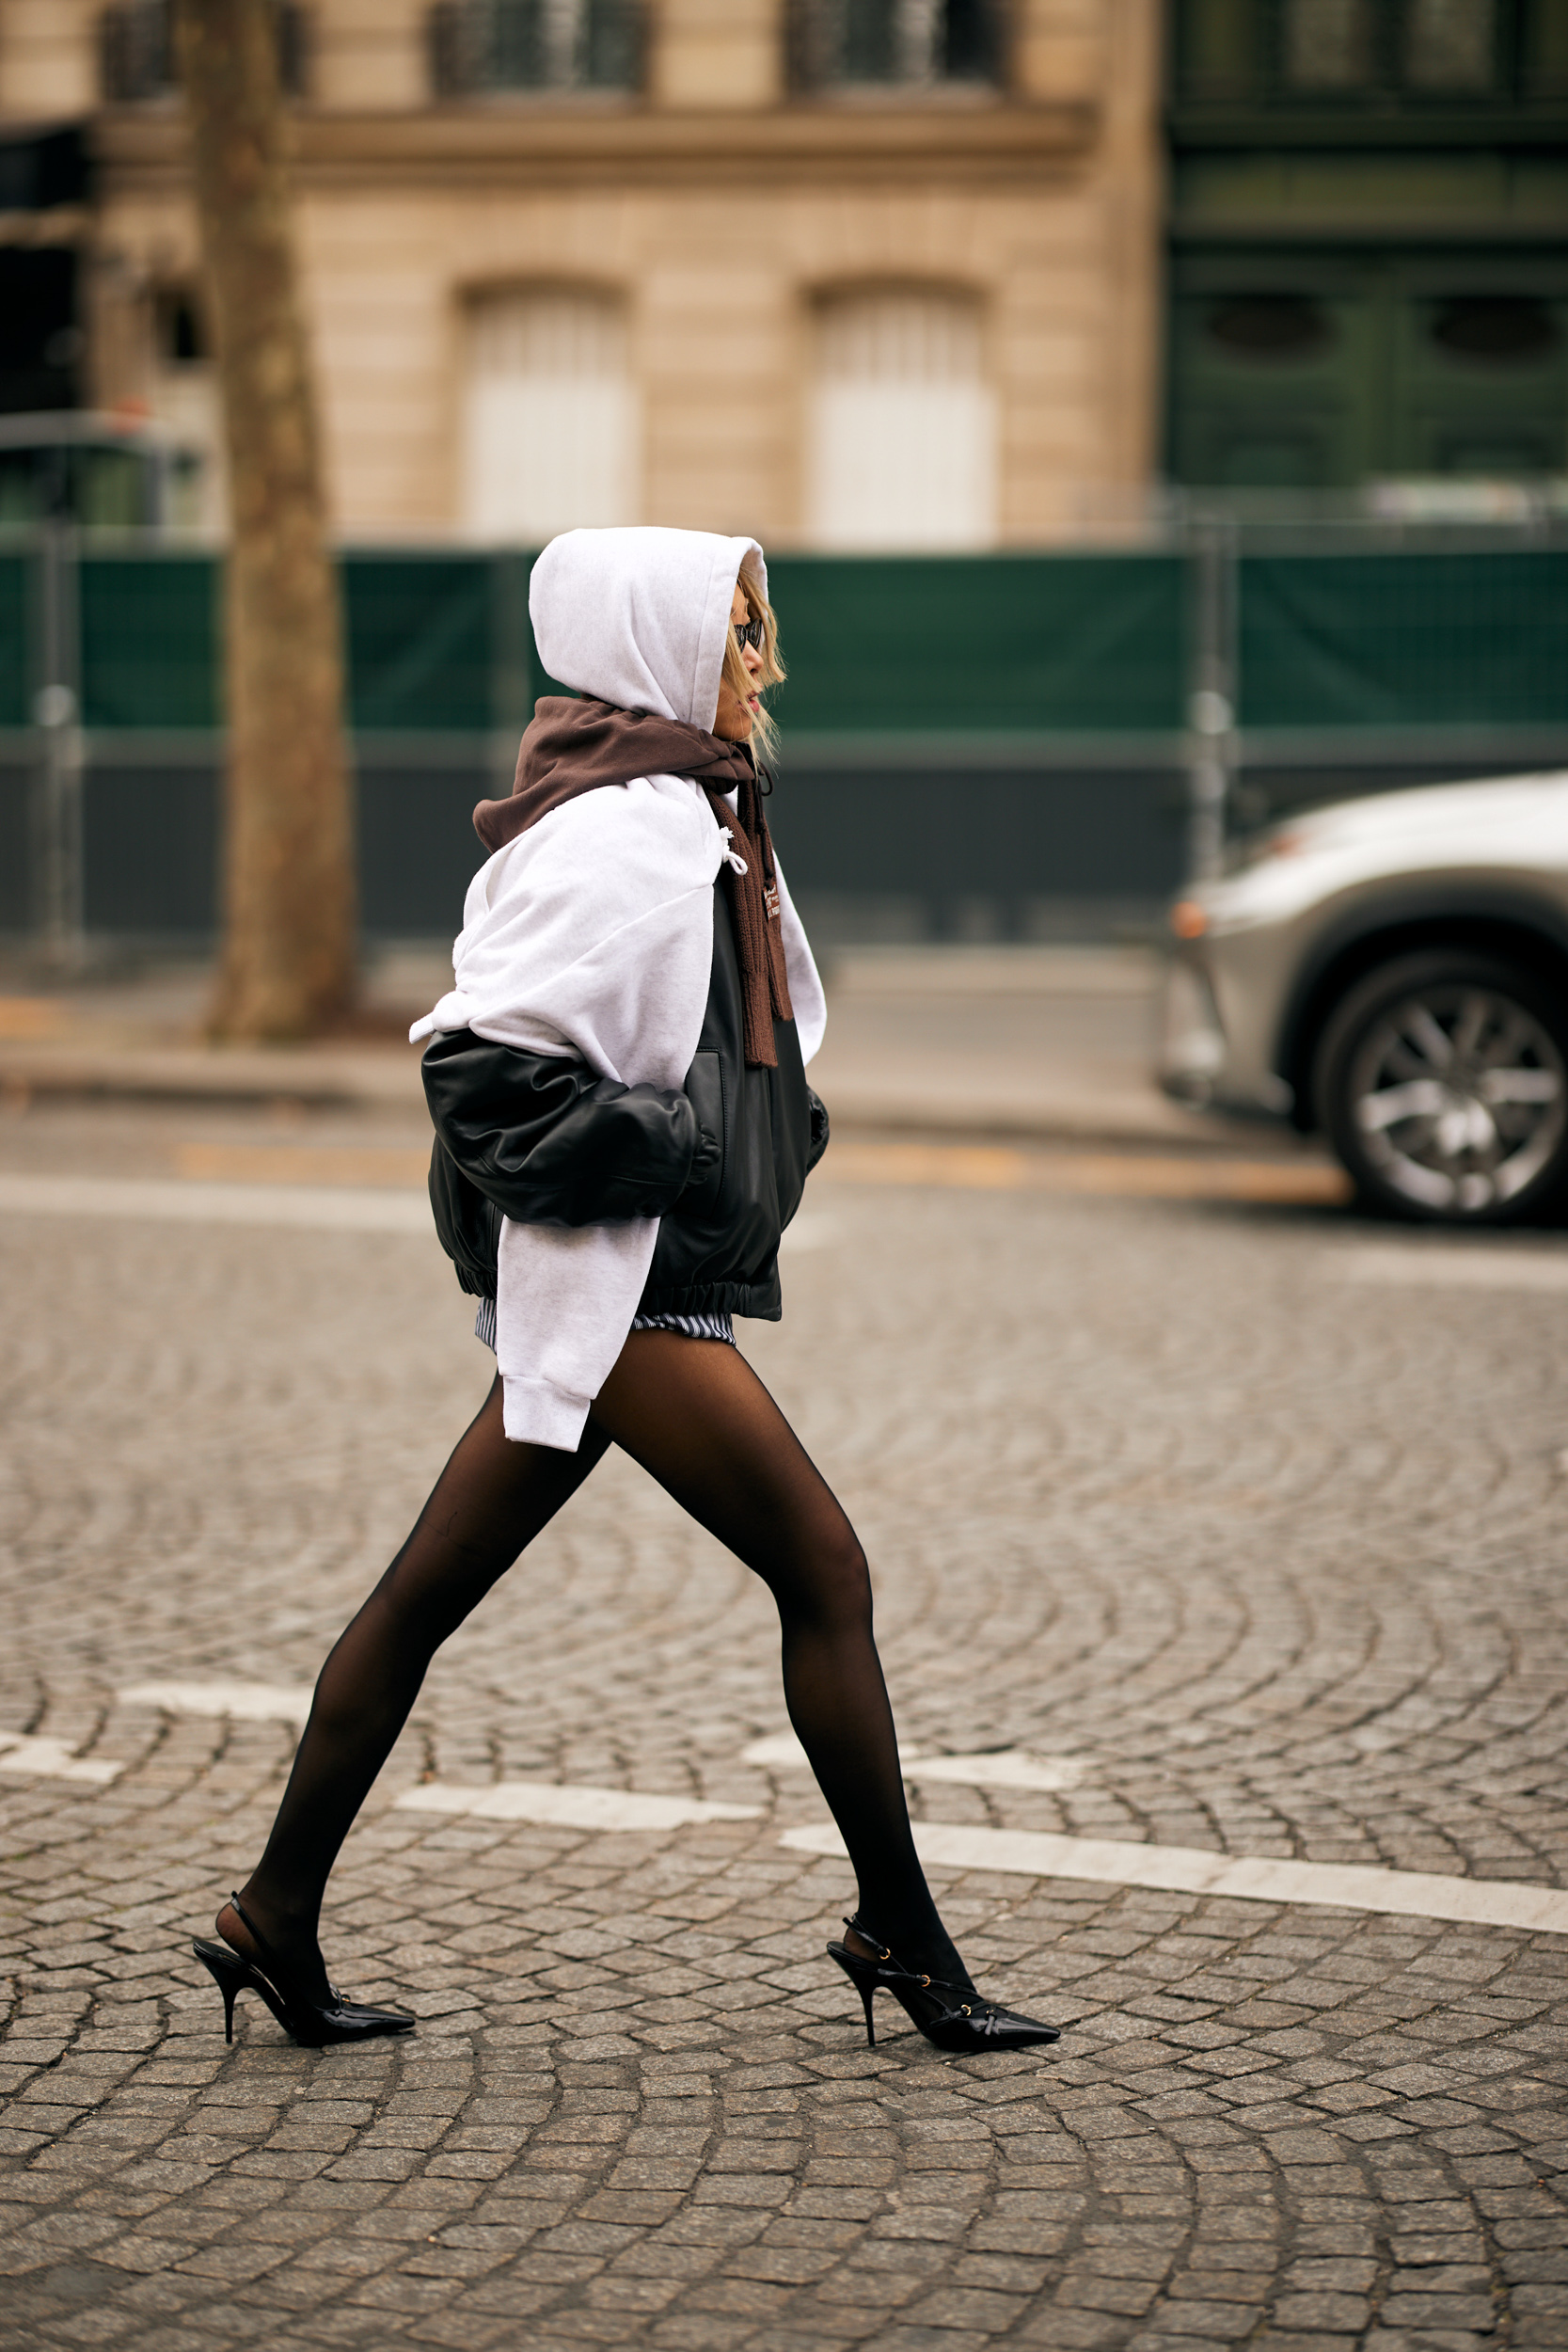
top-left (827, 1918), bottom-right (1061, 2053)
top-left (193, 1892), bottom-right (416, 2050)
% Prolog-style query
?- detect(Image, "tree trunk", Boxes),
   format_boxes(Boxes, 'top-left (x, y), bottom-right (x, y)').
top-left (174, 0), bottom-right (355, 1039)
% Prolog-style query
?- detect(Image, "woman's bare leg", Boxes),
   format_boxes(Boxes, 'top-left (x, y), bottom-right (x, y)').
top-left (593, 1331), bottom-right (968, 1983)
top-left (223, 1375), bottom-right (610, 1994)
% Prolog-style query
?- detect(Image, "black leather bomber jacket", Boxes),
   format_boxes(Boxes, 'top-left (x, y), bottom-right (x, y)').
top-left (424, 882), bottom-right (829, 1321)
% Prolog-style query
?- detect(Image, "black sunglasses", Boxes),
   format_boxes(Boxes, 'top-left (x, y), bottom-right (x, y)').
top-left (734, 616), bottom-right (765, 650)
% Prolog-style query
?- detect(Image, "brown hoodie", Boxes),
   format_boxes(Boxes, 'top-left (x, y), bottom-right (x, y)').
top-left (473, 695), bottom-right (794, 1068)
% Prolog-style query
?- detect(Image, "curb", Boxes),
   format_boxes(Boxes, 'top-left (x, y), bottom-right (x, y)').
top-left (0, 1043), bottom-right (425, 1112)
top-left (0, 1044), bottom-right (1323, 1163)
top-left (814, 1085), bottom-right (1300, 1158)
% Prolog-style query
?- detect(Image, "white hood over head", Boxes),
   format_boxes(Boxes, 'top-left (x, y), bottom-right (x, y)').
top-left (529, 526), bottom-right (766, 732)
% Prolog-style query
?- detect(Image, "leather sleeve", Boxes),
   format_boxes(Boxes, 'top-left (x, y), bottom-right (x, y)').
top-left (806, 1088), bottom-right (831, 1174)
top-left (428, 1134), bottom-right (501, 1294)
top-left (422, 1028), bottom-right (703, 1228)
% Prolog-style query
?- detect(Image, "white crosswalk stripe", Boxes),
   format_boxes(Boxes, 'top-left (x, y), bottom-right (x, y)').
top-left (784, 1821), bottom-right (1568, 1935)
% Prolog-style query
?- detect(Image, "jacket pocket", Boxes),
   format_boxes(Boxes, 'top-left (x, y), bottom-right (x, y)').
top-left (682, 1049), bottom-right (726, 1215)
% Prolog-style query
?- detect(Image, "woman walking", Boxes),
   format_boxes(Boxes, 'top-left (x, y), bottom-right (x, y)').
top-left (194, 527), bottom-right (1058, 2058)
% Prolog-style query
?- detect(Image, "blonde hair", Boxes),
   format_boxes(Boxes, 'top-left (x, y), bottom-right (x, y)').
top-left (720, 556), bottom-right (785, 767)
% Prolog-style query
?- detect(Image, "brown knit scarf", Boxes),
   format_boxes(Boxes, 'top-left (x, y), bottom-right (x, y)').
top-left (473, 695), bottom-right (794, 1069)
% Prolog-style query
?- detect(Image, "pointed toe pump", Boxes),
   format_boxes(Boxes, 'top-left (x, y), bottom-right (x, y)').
top-left (193, 1893), bottom-right (416, 2050)
top-left (827, 1920), bottom-right (1060, 2054)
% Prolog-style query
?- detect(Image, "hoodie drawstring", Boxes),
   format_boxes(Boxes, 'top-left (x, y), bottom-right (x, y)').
top-left (720, 828), bottom-right (750, 878)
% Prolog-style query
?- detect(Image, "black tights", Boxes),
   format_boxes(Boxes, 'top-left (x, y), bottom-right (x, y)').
top-left (226, 1332), bottom-right (967, 2000)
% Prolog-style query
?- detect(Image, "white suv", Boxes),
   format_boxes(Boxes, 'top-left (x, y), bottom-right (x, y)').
top-left (1158, 773), bottom-right (1568, 1222)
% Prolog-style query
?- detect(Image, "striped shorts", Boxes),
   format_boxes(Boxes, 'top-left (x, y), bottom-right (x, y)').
top-left (472, 1297), bottom-right (735, 1352)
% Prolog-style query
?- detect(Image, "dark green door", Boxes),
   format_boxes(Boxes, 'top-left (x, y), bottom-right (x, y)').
top-left (1164, 0), bottom-right (1568, 489)
top-left (1398, 287), bottom-right (1568, 473)
top-left (1168, 256), bottom-right (1568, 486)
top-left (1168, 272), bottom-right (1384, 486)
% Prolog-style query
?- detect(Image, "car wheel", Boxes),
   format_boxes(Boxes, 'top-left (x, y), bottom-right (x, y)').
top-left (1314, 949), bottom-right (1568, 1223)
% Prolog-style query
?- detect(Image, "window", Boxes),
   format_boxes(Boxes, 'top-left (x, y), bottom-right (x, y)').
top-left (787, 0), bottom-right (1001, 91)
top-left (1404, 0), bottom-right (1496, 87)
top-left (1279, 0), bottom-right (1501, 93)
top-left (1206, 294), bottom-right (1335, 359)
top-left (0, 249), bottom-right (80, 417)
top-left (806, 289), bottom-right (996, 549)
top-left (461, 288), bottom-right (637, 543)
top-left (99, 0), bottom-right (308, 101)
top-left (148, 285), bottom-right (223, 532)
top-left (429, 0), bottom-right (642, 93)
top-left (153, 290), bottom-right (208, 368)
top-left (1175, 0), bottom-right (1528, 104)
top-left (1429, 294), bottom-right (1559, 360)
top-left (1282, 0), bottom-right (1376, 88)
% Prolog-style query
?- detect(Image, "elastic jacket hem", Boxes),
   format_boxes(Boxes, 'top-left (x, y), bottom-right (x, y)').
top-left (637, 1274), bottom-right (783, 1321)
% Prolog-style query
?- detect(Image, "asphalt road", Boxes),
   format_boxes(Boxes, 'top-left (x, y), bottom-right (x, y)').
top-left (3, 1093), bottom-right (1568, 2352)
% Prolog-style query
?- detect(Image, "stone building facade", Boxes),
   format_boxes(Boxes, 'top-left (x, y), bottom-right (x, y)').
top-left (0, 0), bottom-right (1165, 547)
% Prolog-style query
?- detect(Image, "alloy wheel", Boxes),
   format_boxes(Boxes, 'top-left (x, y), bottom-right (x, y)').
top-left (1316, 950), bottom-right (1568, 1223)
top-left (1342, 975), bottom-right (1565, 1216)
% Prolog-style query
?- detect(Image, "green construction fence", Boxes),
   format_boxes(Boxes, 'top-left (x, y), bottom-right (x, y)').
top-left (2, 540), bottom-right (1565, 941)
top-left (5, 539), bottom-right (1567, 737)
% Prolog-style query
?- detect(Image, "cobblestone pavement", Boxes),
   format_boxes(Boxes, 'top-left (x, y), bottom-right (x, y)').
top-left (4, 1099), bottom-right (1568, 2351)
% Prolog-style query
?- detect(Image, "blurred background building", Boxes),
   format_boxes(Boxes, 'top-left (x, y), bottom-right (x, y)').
top-left (0, 1), bottom-right (1564, 955)
top-left (3, 0), bottom-right (1564, 533)
top-left (0, 0), bottom-right (1160, 544)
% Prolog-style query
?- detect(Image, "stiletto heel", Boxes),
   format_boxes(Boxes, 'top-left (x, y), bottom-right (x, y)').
top-left (855, 1979), bottom-right (877, 2049)
top-left (826, 1918), bottom-right (1061, 2054)
top-left (828, 1943), bottom-right (881, 2047)
top-left (192, 1940), bottom-right (248, 2043)
top-left (194, 1892), bottom-right (416, 2050)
